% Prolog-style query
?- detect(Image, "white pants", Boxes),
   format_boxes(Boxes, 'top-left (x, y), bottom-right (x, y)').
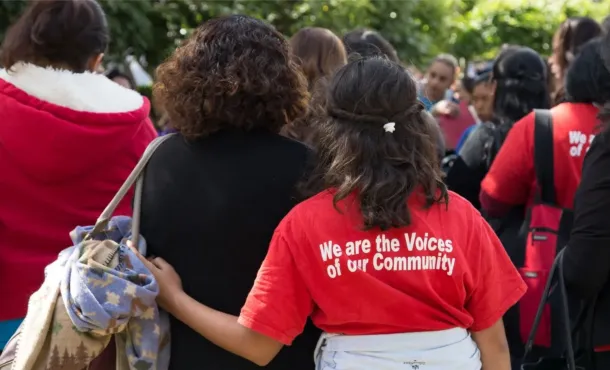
top-left (314, 328), bottom-right (481, 370)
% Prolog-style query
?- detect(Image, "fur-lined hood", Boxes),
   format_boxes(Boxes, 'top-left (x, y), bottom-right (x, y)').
top-left (0, 63), bottom-right (156, 182)
top-left (0, 63), bottom-right (144, 113)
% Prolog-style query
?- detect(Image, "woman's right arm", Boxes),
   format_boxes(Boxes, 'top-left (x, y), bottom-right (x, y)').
top-left (462, 204), bottom-right (526, 370)
top-left (472, 319), bottom-right (511, 370)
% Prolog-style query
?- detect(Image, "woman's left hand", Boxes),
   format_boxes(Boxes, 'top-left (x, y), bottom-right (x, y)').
top-left (130, 243), bottom-right (183, 311)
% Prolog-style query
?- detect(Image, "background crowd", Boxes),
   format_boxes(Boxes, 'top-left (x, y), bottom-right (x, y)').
top-left (3, 1), bottom-right (610, 370)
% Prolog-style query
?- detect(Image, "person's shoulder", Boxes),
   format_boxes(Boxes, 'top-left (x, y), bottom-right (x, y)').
top-left (289, 190), bottom-right (334, 217)
top-left (505, 111), bottom-right (535, 135)
top-left (275, 190), bottom-right (333, 236)
top-left (552, 102), bottom-right (598, 115)
top-left (273, 133), bottom-right (313, 156)
top-left (433, 191), bottom-right (483, 226)
top-left (444, 191), bottom-right (479, 215)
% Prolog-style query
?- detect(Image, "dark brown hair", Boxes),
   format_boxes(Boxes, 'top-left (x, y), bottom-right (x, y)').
top-left (153, 15), bottom-right (309, 140)
top-left (290, 27), bottom-right (347, 89)
top-left (342, 29), bottom-right (399, 63)
top-left (1, 0), bottom-right (108, 72)
top-left (309, 57), bottom-right (448, 230)
top-left (551, 17), bottom-right (601, 104)
top-left (282, 28), bottom-right (347, 146)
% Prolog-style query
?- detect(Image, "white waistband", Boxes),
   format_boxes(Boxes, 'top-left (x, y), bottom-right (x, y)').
top-left (320, 328), bottom-right (469, 352)
top-left (314, 328), bottom-right (481, 370)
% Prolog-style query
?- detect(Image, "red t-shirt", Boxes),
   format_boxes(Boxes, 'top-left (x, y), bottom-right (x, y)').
top-left (238, 190), bottom-right (526, 345)
top-left (437, 101), bottom-right (476, 150)
top-left (481, 103), bottom-right (599, 209)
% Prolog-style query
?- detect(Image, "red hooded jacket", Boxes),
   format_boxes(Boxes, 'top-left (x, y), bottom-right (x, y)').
top-left (0, 63), bottom-right (157, 321)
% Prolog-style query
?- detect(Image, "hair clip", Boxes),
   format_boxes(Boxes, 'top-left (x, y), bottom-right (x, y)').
top-left (383, 122), bottom-right (396, 133)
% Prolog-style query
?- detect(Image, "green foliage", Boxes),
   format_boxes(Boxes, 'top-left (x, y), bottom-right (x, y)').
top-left (136, 85), bottom-right (153, 101)
top-left (1, 0), bottom-right (610, 69)
top-left (448, 0), bottom-right (610, 61)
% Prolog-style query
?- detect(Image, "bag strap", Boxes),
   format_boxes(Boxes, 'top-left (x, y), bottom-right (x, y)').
top-left (86, 133), bottom-right (175, 251)
top-left (523, 248), bottom-right (577, 370)
top-left (534, 109), bottom-right (556, 204)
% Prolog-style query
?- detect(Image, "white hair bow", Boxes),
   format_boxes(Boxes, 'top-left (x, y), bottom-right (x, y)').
top-left (383, 122), bottom-right (396, 133)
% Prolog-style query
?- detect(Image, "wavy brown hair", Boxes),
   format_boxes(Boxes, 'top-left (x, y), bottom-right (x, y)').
top-left (282, 27), bottom-right (347, 146)
top-left (290, 27), bottom-right (347, 89)
top-left (550, 17), bottom-right (601, 105)
top-left (153, 15), bottom-right (309, 140)
top-left (309, 57), bottom-right (448, 230)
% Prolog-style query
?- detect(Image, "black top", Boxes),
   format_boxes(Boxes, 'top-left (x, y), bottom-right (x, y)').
top-left (564, 128), bottom-right (610, 299)
top-left (563, 128), bottom-right (610, 348)
top-left (140, 130), bottom-right (320, 370)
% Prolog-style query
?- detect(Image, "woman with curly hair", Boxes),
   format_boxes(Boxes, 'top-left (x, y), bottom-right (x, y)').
top-left (281, 27), bottom-right (347, 146)
top-left (140, 57), bottom-right (525, 370)
top-left (138, 15), bottom-right (319, 370)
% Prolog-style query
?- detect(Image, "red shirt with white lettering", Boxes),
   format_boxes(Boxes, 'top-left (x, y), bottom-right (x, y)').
top-left (238, 190), bottom-right (526, 345)
top-left (481, 103), bottom-right (599, 211)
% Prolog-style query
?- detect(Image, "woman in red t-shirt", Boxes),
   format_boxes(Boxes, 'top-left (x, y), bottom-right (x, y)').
top-left (137, 57), bottom-right (526, 370)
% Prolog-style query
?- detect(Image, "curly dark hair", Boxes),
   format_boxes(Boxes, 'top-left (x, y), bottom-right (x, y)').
top-left (153, 15), bottom-right (309, 140)
top-left (309, 57), bottom-right (448, 230)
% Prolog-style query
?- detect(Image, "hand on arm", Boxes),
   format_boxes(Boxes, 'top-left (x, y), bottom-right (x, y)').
top-left (133, 250), bottom-right (283, 366)
top-left (431, 100), bottom-right (460, 117)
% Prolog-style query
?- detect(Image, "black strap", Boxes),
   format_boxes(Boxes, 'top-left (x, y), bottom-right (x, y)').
top-left (534, 109), bottom-right (556, 204)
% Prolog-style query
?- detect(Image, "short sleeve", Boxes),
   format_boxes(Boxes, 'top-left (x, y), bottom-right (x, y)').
top-left (238, 226), bottom-right (313, 345)
top-left (481, 113), bottom-right (535, 207)
top-left (465, 212), bottom-right (527, 331)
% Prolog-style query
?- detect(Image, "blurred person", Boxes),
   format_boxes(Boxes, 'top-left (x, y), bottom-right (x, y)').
top-left (445, 46), bottom-right (550, 208)
top-left (420, 54), bottom-right (458, 113)
top-left (422, 55), bottom-right (475, 151)
top-left (0, 0), bottom-right (157, 350)
top-left (342, 28), bottom-right (399, 63)
top-left (106, 67), bottom-right (135, 89)
top-left (481, 38), bottom-right (608, 363)
top-left (455, 70), bottom-right (495, 152)
top-left (558, 32), bottom-right (610, 370)
top-left (138, 15), bottom-right (320, 370)
top-left (140, 56), bottom-right (525, 370)
top-left (481, 38), bottom-right (605, 218)
top-left (289, 27), bottom-right (346, 90)
top-left (549, 17), bottom-right (601, 105)
top-left (282, 27), bottom-right (347, 146)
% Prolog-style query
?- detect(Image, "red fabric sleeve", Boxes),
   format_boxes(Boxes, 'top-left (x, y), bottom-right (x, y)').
top-left (465, 211), bottom-right (527, 331)
top-left (480, 113), bottom-right (535, 209)
top-left (238, 225), bottom-right (313, 345)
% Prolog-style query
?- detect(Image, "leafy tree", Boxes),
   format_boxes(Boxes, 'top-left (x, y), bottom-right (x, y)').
top-left (448, 0), bottom-right (610, 61)
top-left (2, 0), bottom-right (610, 70)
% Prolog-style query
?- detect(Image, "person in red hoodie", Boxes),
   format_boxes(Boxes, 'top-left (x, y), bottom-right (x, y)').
top-left (0, 0), bottom-right (157, 349)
